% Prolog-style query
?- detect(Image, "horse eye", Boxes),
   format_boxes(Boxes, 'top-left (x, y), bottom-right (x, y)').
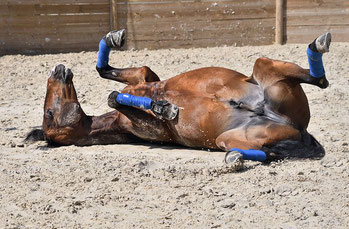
top-left (46, 109), bottom-right (53, 118)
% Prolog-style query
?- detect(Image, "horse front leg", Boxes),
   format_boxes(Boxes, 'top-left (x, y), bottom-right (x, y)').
top-left (96, 29), bottom-right (160, 85)
top-left (107, 89), bottom-right (179, 121)
top-left (105, 94), bottom-right (174, 142)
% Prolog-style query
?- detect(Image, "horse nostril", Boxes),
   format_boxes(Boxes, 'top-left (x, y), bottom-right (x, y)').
top-left (73, 103), bottom-right (80, 110)
top-left (46, 109), bottom-right (53, 118)
top-left (64, 68), bottom-right (73, 82)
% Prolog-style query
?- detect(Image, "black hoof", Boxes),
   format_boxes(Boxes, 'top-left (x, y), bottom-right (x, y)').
top-left (315, 32), bottom-right (331, 53)
top-left (108, 91), bottom-right (120, 109)
top-left (151, 100), bottom-right (179, 120)
top-left (105, 29), bottom-right (126, 49)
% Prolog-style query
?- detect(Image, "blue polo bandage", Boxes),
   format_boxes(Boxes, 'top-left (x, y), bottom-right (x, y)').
top-left (97, 38), bottom-right (111, 69)
top-left (116, 93), bottom-right (152, 110)
top-left (229, 148), bottom-right (267, 162)
top-left (307, 47), bottom-right (325, 78)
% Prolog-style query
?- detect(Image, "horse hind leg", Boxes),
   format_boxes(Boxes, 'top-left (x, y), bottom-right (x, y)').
top-left (96, 29), bottom-right (160, 85)
top-left (252, 33), bottom-right (331, 90)
top-left (305, 32), bottom-right (331, 89)
top-left (215, 122), bottom-right (305, 163)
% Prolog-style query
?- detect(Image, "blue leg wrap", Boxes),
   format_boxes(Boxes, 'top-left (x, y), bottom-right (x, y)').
top-left (116, 93), bottom-right (152, 110)
top-left (229, 148), bottom-right (267, 162)
top-left (97, 38), bottom-right (111, 69)
top-left (307, 47), bottom-right (325, 78)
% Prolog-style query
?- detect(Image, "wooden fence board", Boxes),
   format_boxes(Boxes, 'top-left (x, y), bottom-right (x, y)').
top-left (286, 25), bottom-right (349, 43)
top-left (0, 0), bottom-right (109, 5)
top-left (115, 1), bottom-right (275, 20)
top-left (3, 14), bottom-right (109, 26)
top-left (123, 19), bottom-right (274, 40)
top-left (0, 3), bottom-right (109, 16)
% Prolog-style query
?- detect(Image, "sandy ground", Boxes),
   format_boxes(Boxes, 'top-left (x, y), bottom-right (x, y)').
top-left (0, 42), bottom-right (348, 228)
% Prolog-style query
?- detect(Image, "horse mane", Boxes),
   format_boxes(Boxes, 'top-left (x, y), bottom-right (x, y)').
top-left (25, 129), bottom-right (45, 142)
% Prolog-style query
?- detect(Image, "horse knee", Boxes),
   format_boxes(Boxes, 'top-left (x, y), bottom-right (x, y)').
top-left (140, 66), bottom-right (160, 82)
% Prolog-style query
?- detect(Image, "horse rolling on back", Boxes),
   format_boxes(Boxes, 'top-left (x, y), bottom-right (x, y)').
top-left (27, 30), bottom-right (331, 164)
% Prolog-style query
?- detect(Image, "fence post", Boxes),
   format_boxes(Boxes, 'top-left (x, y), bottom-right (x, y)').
top-left (275, 0), bottom-right (285, 44)
top-left (110, 0), bottom-right (118, 30)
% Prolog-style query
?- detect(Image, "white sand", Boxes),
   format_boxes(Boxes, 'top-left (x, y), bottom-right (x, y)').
top-left (0, 43), bottom-right (348, 228)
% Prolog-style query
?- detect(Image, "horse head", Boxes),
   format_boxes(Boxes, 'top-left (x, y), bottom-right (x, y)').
top-left (42, 64), bottom-right (88, 145)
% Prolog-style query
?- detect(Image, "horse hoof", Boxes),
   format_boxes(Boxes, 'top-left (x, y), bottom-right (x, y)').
top-left (108, 91), bottom-right (120, 109)
top-left (315, 32), bottom-right (331, 53)
top-left (151, 100), bottom-right (179, 120)
top-left (105, 29), bottom-right (126, 49)
top-left (225, 150), bottom-right (244, 164)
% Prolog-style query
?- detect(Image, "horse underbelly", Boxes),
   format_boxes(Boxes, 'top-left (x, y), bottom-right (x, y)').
top-left (164, 97), bottom-right (235, 148)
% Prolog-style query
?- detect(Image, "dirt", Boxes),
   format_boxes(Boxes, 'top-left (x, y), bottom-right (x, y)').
top-left (0, 42), bottom-right (348, 228)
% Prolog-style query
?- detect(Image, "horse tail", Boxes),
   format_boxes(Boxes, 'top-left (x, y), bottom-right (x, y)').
top-left (25, 129), bottom-right (45, 142)
top-left (261, 131), bottom-right (325, 162)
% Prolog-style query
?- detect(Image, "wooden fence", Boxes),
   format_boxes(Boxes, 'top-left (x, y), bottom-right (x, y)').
top-left (286, 0), bottom-right (349, 43)
top-left (0, 0), bottom-right (110, 54)
top-left (0, 0), bottom-right (348, 55)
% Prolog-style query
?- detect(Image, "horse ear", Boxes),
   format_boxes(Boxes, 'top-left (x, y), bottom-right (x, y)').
top-left (25, 129), bottom-right (45, 142)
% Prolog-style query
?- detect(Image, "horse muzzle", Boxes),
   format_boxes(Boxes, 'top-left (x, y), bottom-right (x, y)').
top-left (50, 64), bottom-right (73, 83)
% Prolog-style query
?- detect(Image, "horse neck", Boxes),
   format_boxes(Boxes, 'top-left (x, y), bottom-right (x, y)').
top-left (76, 111), bottom-right (137, 145)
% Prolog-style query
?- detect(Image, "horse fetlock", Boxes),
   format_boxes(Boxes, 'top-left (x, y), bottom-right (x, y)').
top-left (317, 76), bottom-right (329, 89)
top-left (108, 91), bottom-right (120, 109)
top-left (307, 75), bottom-right (329, 89)
top-left (151, 100), bottom-right (179, 121)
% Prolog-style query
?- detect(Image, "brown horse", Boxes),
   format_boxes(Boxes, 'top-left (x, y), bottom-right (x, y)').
top-left (27, 30), bottom-right (332, 163)
top-left (27, 53), bottom-right (328, 162)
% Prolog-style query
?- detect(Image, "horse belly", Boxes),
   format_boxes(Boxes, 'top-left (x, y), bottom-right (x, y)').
top-left (164, 96), bottom-right (235, 149)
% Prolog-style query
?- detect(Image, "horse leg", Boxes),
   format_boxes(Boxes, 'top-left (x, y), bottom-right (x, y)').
top-left (215, 123), bottom-right (303, 163)
top-left (104, 97), bottom-right (173, 142)
top-left (98, 65), bottom-right (160, 85)
top-left (305, 32), bottom-right (331, 88)
top-left (250, 33), bottom-right (332, 130)
top-left (95, 29), bottom-right (160, 85)
top-left (108, 91), bottom-right (179, 121)
top-left (253, 33), bottom-right (331, 90)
